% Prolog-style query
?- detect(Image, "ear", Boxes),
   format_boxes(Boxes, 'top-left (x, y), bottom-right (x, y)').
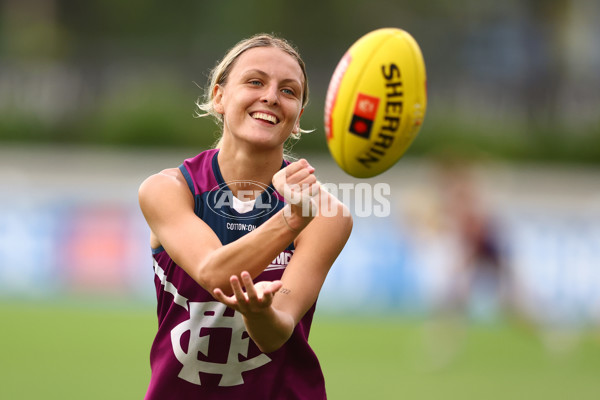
top-left (292, 108), bottom-right (304, 133)
top-left (213, 84), bottom-right (225, 114)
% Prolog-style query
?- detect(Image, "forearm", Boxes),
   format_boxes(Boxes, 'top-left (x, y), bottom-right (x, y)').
top-left (242, 307), bottom-right (296, 353)
top-left (197, 206), bottom-right (309, 292)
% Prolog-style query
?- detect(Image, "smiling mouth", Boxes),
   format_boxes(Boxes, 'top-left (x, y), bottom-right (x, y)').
top-left (251, 112), bottom-right (278, 125)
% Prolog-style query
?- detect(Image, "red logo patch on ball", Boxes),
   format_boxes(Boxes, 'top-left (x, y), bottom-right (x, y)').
top-left (349, 93), bottom-right (380, 139)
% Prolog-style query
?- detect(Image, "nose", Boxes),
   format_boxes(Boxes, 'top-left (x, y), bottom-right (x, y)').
top-left (261, 84), bottom-right (279, 106)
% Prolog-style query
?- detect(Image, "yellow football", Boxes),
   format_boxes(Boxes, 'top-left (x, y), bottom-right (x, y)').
top-left (324, 28), bottom-right (427, 178)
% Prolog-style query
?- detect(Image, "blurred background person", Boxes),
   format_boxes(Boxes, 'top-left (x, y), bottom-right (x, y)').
top-left (435, 155), bottom-right (513, 324)
top-left (402, 153), bottom-right (515, 369)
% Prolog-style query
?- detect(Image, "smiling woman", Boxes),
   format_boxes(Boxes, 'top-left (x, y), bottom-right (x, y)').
top-left (196, 34), bottom-right (311, 139)
top-left (137, 33), bottom-right (352, 399)
top-left (211, 46), bottom-right (306, 151)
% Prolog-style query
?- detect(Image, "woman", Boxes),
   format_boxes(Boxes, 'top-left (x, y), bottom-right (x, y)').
top-left (138, 33), bottom-right (352, 399)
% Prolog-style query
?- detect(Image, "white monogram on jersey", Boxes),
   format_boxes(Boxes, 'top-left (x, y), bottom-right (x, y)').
top-left (171, 301), bottom-right (271, 386)
top-left (153, 259), bottom-right (272, 386)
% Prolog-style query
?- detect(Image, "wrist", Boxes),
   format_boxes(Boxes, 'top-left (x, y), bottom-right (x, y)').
top-left (282, 204), bottom-right (313, 232)
top-left (282, 210), bottom-right (300, 232)
top-left (242, 307), bottom-right (294, 353)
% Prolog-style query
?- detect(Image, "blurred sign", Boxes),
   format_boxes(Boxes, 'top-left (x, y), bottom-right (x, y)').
top-left (0, 205), bottom-right (59, 296)
top-left (0, 150), bottom-right (599, 329)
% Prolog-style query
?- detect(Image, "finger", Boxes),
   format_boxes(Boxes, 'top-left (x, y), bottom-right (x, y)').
top-left (300, 181), bottom-right (320, 197)
top-left (267, 280), bottom-right (283, 295)
top-left (259, 281), bottom-right (283, 305)
top-left (274, 161), bottom-right (316, 206)
top-left (293, 178), bottom-right (318, 198)
top-left (273, 160), bottom-right (304, 183)
top-left (286, 166), bottom-right (315, 185)
top-left (286, 178), bottom-right (317, 203)
top-left (240, 271), bottom-right (259, 301)
top-left (230, 275), bottom-right (248, 303)
top-left (213, 288), bottom-right (235, 306)
top-left (309, 182), bottom-right (320, 197)
top-left (285, 159), bottom-right (312, 177)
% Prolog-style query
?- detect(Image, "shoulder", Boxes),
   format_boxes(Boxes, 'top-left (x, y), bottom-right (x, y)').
top-left (139, 167), bottom-right (186, 194)
top-left (138, 168), bottom-right (192, 211)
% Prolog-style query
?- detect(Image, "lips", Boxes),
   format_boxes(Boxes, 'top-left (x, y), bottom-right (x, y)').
top-left (251, 111), bottom-right (279, 125)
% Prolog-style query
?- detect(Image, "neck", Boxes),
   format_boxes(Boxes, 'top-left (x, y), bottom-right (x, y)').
top-left (217, 139), bottom-right (285, 199)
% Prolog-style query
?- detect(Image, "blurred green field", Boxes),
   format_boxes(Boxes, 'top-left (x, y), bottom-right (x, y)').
top-left (1, 301), bottom-right (599, 399)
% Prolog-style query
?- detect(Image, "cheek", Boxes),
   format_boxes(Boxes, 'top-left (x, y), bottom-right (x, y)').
top-left (224, 91), bottom-right (255, 112)
top-left (290, 107), bottom-right (303, 124)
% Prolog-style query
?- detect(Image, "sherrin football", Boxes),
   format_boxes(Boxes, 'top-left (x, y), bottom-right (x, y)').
top-left (324, 28), bottom-right (427, 178)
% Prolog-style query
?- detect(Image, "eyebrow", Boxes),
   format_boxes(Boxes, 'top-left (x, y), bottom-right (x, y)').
top-left (242, 69), bottom-right (303, 87)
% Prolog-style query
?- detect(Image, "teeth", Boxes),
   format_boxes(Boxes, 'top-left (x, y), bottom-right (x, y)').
top-left (252, 112), bottom-right (277, 124)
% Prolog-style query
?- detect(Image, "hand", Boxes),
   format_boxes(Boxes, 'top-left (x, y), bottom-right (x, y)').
top-left (272, 159), bottom-right (320, 218)
top-left (213, 271), bottom-right (283, 315)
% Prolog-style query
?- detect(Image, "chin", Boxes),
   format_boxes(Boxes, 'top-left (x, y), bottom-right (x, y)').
top-left (242, 131), bottom-right (288, 148)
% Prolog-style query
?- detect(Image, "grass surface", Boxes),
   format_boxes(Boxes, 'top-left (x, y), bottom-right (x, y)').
top-left (1, 301), bottom-right (599, 399)
top-left (312, 316), bottom-right (600, 400)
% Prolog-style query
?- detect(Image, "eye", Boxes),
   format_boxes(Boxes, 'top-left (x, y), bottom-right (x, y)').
top-left (248, 80), bottom-right (263, 87)
top-left (281, 88), bottom-right (295, 96)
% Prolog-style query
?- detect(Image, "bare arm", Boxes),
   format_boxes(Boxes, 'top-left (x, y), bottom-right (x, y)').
top-left (138, 160), bottom-right (317, 295)
top-left (213, 189), bottom-right (353, 352)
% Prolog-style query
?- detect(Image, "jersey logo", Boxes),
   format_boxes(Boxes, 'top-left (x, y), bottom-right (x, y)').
top-left (265, 249), bottom-right (294, 272)
top-left (171, 301), bottom-right (271, 386)
top-left (207, 180), bottom-right (280, 220)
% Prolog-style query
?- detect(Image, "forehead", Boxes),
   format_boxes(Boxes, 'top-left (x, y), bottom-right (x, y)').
top-left (230, 47), bottom-right (304, 84)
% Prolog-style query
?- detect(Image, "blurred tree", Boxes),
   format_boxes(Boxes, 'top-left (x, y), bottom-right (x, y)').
top-left (0, 0), bottom-right (598, 162)
top-left (1, 0), bottom-right (67, 60)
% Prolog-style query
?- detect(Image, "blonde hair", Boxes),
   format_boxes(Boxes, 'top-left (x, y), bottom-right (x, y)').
top-left (195, 33), bottom-right (312, 143)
